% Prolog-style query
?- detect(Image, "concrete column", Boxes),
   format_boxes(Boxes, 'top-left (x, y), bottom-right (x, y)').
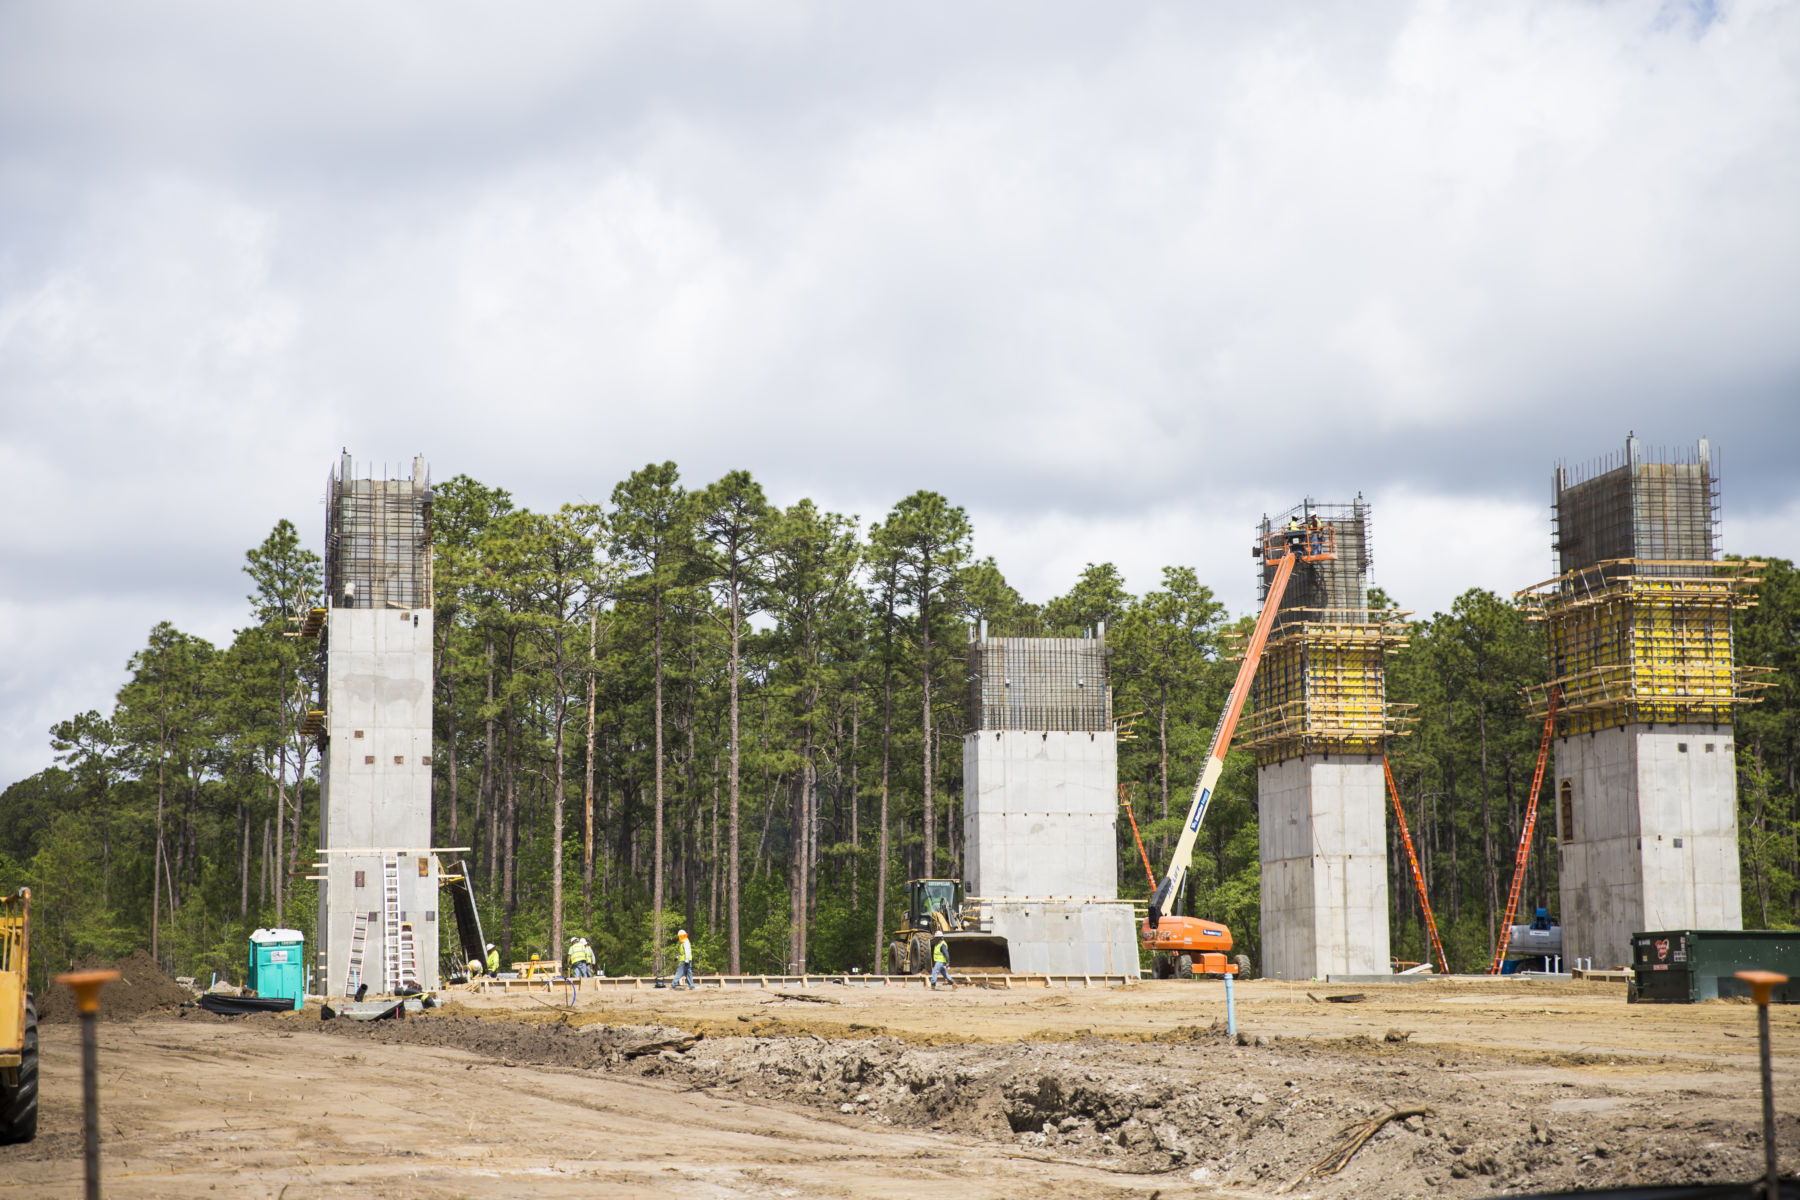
top-left (319, 607), bottom-right (439, 996)
top-left (1555, 724), bottom-right (1741, 969)
top-left (1257, 755), bottom-right (1390, 979)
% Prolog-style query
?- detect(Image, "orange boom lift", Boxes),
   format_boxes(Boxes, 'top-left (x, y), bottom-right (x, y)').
top-left (1142, 523), bottom-right (1334, 978)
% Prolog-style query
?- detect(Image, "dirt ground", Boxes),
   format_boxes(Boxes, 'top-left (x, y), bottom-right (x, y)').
top-left (3, 975), bottom-right (1796, 1198)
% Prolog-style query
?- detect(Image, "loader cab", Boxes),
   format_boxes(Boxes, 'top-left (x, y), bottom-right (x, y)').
top-left (909, 879), bottom-right (961, 933)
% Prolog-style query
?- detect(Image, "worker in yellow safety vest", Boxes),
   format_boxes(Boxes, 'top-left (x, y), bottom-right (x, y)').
top-left (485, 943), bottom-right (499, 974)
top-left (671, 929), bottom-right (696, 989)
top-left (567, 937), bottom-right (595, 978)
top-left (1285, 514), bottom-right (1305, 556)
top-left (929, 936), bottom-right (956, 989)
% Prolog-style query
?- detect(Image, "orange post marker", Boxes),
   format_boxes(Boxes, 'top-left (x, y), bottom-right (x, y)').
top-left (1735, 969), bottom-right (1788, 1199)
top-left (56, 969), bottom-right (119, 1200)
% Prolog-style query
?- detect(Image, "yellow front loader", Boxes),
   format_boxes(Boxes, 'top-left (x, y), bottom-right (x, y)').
top-left (1, 888), bottom-right (37, 1143)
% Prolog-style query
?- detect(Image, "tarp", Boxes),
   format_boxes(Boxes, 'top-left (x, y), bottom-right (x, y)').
top-left (197, 994), bottom-right (295, 1016)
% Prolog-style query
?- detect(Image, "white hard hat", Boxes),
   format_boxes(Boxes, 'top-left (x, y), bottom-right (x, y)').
top-left (486, 943), bottom-right (495, 950)
top-left (678, 929), bottom-right (688, 937)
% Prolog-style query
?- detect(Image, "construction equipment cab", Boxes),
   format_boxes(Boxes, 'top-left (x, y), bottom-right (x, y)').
top-left (1, 888), bottom-right (36, 1143)
top-left (887, 879), bottom-right (1010, 975)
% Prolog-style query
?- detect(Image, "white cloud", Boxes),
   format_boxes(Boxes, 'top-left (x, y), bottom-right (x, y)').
top-left (2, 0), bottom-right (1798, 785)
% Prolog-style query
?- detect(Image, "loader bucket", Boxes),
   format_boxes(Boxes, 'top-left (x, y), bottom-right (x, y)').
top-left (942, 933), bottom-right (1011, 973)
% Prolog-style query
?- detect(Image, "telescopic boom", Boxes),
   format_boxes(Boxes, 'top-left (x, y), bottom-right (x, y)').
top-left (1146, 544), bottom-right (1302, 928)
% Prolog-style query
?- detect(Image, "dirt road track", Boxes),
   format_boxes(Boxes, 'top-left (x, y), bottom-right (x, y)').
top-left (3, 977), bottom-right (1795, 1198)
top-left (2, 1020), bottom-right (1175, 1200)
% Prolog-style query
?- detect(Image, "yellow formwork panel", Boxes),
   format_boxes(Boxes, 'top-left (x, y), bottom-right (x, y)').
top-left (1520, 559), bottom-right (1764, 735)
top-left (1243, 617), bottom-right (1409, 766)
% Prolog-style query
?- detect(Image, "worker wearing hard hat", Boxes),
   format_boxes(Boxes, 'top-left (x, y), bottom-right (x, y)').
top-left (485, 943), bottom-right (499, 975)
top-left (567, 936), bottom-right (595, 979)
top-left (671, 929), bottom-right (696, 990)
top-left (1285, 514), bottom-right (1305, 556)
top-left (929, 936), bottom-right (956, 989)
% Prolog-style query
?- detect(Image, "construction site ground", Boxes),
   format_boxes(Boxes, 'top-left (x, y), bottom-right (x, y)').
top-left (4, 974), bottom-right (1796, 1198)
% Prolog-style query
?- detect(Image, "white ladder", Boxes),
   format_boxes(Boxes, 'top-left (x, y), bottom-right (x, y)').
top-left (398, 922), bottom-right (418, 991)
top-left (345, 911), bottom-right (370, 996)
top-left (382, 857), bottom-right (402, 994)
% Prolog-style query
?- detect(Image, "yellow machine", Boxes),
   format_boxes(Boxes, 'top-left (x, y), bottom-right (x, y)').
top-left (885, 878), bottom-right (1011, 975)
top-left (1, 888), bottom-right (37, 1143)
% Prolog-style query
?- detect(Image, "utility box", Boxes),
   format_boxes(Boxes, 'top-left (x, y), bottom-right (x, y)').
top-left (248, 928), bottom-right (306, 1010)
top-left (1631, 929), bottom-right (1800, 1003)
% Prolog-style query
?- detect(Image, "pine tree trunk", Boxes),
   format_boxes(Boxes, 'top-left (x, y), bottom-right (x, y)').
top-left (728, 583), bottom-right (743, 973)
top-left (584, 609), bottom-right (597, 922)
top-left (921, 590), bottom-right (934, 879)
top-left (874, 664), bottom-right (894, 973)
top-left (652, 597), bottom-right (666, 978)
top-left (550, 625), bottom-right (568, 959)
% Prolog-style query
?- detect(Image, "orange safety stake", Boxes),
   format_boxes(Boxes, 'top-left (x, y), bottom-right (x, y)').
top-left (57, 969), bottom-right (119, 1200)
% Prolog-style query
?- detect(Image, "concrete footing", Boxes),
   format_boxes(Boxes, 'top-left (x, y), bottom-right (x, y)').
top-left (979, 901), bottom-right (1141, 976)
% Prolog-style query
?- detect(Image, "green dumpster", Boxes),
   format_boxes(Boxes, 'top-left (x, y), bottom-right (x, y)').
top-left (1631, 929), bottom-right (1800, 1003)
top-left (247, 928), bottom-right (306, 1010)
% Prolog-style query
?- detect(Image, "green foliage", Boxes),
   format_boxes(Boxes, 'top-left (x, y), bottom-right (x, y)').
top-left (11, 474), bottom-right (1797, 994)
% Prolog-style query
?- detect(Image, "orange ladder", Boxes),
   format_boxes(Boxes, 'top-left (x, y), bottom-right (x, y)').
top-left (1383, 755), bottom-right (1449, 974)
top-left (1488, 687), bottom-right (1559, 974)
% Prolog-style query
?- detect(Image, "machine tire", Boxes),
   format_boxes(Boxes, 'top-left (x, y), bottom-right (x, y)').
top-left (1234, 954), bottom-right (1254, 980)
top-left (1176, 953), bottom-right (1193, 978)
top-left (908, 933), bottom-right (932, 976)
top-left (887, 942), bottom-right (909, 975)
top-left (0, 995), bottom-right (38, 1145)
top-left (1152, 956), bottom-right (1173, 980)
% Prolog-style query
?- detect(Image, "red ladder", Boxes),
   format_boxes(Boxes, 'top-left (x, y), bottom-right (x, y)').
top-left (1119, 784), bottom-right (1157, 890)
top-left (1488, 687), bottom-right (1560, 975)
top-left (1383, 755), bottom-right (1449, 974)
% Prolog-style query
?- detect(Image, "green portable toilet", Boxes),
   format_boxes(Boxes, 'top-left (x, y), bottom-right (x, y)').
top-left (247, 928), bottom-right (306, 1010)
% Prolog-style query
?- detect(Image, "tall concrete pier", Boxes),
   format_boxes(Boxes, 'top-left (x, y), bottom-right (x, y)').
top-left (1244, 500), bottom-right (1408, 980)
top-left (306, 452), bottom-right (440, 996)
top-left (963, 632), bottom-right (1138, 974)
top-left (1520, 436), bottom-right (1761, 968)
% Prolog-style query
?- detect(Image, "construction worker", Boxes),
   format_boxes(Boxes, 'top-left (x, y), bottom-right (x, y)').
top-left (672, 929), bottom-right (696, 989)
top-left (567, 936), bottom-right (594, 979)
top-left (928, 936), bottom-right (955, 989)
top-left (1305, 513), bottom-right (1322, 556)
top-left (485, 943), bottom-right (499, 975)
top-left (1285, 514), bottom-right (1305, 556)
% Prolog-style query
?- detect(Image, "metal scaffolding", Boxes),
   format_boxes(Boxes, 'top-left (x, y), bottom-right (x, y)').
top-left (1525, 436), bottom-right (1765, 733)
top-left (324, 452), bottom-right (434, 611)
top-left (967, 635), bottom-right (1112, 733)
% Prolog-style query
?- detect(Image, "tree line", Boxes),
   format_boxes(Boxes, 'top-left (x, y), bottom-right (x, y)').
top-left (3, 464), bottom-right (1796, 991)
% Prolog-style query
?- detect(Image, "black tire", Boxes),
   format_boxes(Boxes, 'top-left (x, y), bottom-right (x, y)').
top-left (0, 994), bottom-right (38, 1144)
top-left (1234, 954), bottom-right (1254, 980)
top-left (1152, 955), bottom-right (1173, 980)
top-left (887, 942), bottom-right (908, 975)
top-left (907, 933), bottom-right (932, 976)
top-left (1176, 953), bottom-right (1194, 978)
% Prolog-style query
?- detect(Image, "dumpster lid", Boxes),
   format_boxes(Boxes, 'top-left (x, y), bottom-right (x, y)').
top-left (250, 927), bottom-right (304, 944)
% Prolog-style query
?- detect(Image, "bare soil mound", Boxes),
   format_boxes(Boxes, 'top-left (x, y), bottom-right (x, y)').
top-left (36, 949), bottom-right (192, 1023)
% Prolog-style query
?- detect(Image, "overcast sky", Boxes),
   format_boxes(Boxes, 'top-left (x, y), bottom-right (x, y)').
top-left (3, 1), bottom-right (1797, 789)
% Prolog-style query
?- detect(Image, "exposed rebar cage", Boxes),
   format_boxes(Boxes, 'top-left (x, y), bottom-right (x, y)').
top-left (324, 452), bottom-right (434, 611)
top-left (1255, 497), bottom-right (1372, 630)
top-left (1244, 498), bottom-right (1410, 765)
top-left (967, 634), bottom-right (1112, 733)
top-left (1552, 436), bottom-right (1719, 580)
top-left (1525, 436), bottom-right (1764, 733)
